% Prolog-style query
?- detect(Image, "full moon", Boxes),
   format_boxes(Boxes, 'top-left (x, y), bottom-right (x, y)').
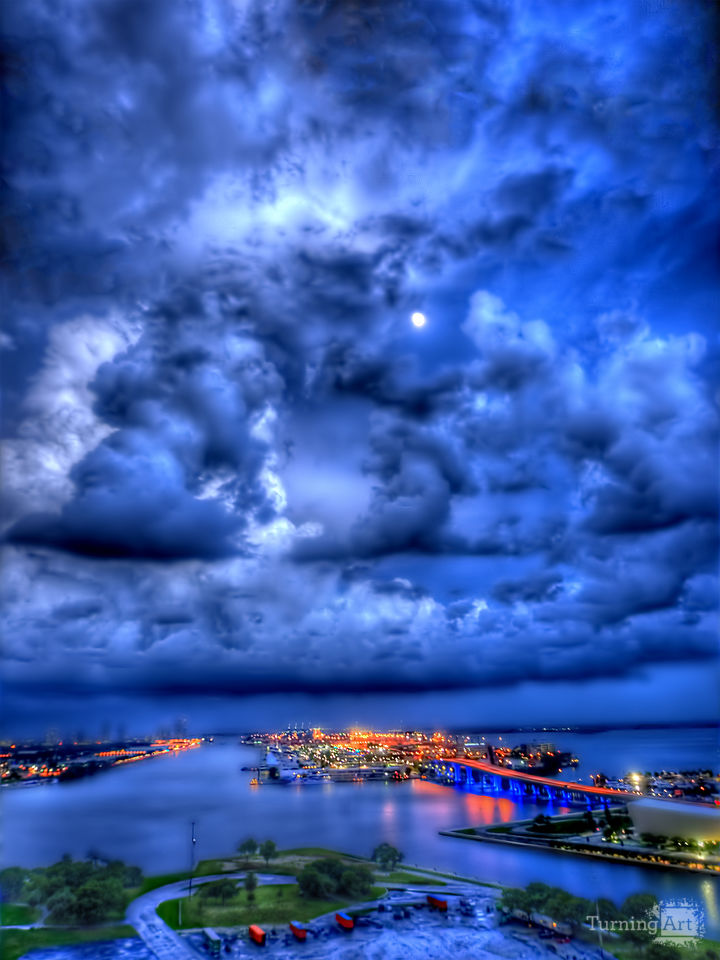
top-left (411, 311), bottom-right (427, 328)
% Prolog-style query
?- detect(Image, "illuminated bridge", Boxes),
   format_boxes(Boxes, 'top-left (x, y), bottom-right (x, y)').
top-left (423, 757), bottom-right (634, 808)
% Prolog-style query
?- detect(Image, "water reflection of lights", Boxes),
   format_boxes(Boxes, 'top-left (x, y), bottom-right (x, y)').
top-left (701, 878), bottom-right (718, 926)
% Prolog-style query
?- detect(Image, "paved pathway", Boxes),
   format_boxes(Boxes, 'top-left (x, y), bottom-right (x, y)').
top-left (125, 872), bottom-right (295, 959)
top-left (124, 869), bottom-right (485, 959)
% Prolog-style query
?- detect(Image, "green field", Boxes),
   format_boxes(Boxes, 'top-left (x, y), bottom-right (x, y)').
top-left (0, 905), bottom-right (39, 926)
top-left (382, 871), bottom-right (444, 886)
top-left (156, 883), bottom-right (385, 929)
top-left (280, 847), bottom-right (362, 859)
top-left (138, 850), bottom-right (362, 897)
top-left (0, 925), bottom-right (138, 960)
top-left (430, 872), bottom-right (500, 888)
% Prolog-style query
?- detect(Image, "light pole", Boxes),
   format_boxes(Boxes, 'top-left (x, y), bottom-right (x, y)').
top-left (179, 820), bottom-right (197, 928)
top-left (188, 820), bottom-right (197, 897)
top-left (596, 898), bottom-right (605, 957)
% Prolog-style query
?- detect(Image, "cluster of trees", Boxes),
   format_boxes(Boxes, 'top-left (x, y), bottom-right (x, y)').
top-left (0, 855), bottom-right (142, 926)
top-left (371, 843), bottom-right (403, 871)
top-left (528, 810), bottom-right (633, 843)
top-left (640, 833), bottom-right (719, 854)
top-left (194, 875), bottom-right (265, 907)
top-left (297, 858), bottom-right (373, 901)
top-left (499, 885), bottom-right (700, 958)
top-left (500, 882), bottom-right (595, 934)
top-left (236, 838), bottom-right (277, 866)
top-left (198, 878), bottom-right (237, 906)
top-left (0, 867), bottom-right (29, 903)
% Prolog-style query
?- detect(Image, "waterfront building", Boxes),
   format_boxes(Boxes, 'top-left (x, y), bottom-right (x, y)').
top-left (628, 797), bottom-right (720, 840)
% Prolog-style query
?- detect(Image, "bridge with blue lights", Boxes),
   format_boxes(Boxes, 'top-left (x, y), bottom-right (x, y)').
top-left (424, 756), bottom-right (634, 807)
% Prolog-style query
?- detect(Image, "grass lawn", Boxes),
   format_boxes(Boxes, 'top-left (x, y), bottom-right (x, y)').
top-left (0, 925), bottom-right (137, 960)
top-left (156, 883), bottom-right (378, 930)
top-left (136, 870), bottom-right (198, 895)
top-left (280, 847), bottom-right (362, 860)
top-left (136, 861), bottom-right (255, 897)
top-left (0, 905), bottom-right (39, 926)
top-left (381, 871), bottom-right (444, 886)
top-left (409, 868), bottom-right (501, 888)
top-left (137, 851), bottom-right (366, 902)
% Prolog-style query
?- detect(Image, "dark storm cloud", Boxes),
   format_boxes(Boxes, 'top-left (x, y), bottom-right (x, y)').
top-left (492, 571), bottom-right (563, 605)
top-left (2, 0), bottom-right (719, 726)
top-left (6, 287), bottom-right (283, 558)
top-left (7, 447), bottom-right (242, 560)
top-left (317, 341), bottom-right (463, 418)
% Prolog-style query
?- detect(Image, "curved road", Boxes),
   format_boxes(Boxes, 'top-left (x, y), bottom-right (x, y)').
top-left (126, 872), bottom-right (295, 959)
top-left (124, 870), bottom-right (491, 959)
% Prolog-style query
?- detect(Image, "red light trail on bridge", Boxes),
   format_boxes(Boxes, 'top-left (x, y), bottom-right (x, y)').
top-left (447, 757), bottom-right (633, 800)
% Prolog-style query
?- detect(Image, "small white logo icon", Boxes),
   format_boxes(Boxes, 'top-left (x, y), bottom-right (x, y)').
top-left (655, 898), bottom-right (704, 945)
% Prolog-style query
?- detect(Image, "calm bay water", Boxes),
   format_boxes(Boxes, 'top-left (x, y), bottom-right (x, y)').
top-left (2, 727), bottom-right (718, 936)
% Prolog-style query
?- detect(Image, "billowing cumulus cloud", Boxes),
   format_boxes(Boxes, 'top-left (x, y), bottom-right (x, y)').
top-left (1, 0), bottom-right (718, 729)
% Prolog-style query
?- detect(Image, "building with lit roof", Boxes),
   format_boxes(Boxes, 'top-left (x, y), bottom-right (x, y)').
top-left (628, 797), bottom-right (720, 841)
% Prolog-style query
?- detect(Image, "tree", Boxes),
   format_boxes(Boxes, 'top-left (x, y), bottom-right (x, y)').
top-left (200, 879), bottom-right (237, 905)
top-left (237, 838), bottom-right (258, 865)
top-left (558, 895), bottom-right (595, 934)
top-left (244, 871), bottom-right (257, 903)
top-left (26, 878), bottom-right (46, 908)
top-left (298, 866), bottom-right (334, 900)
top-left (259, 840), bottom-right (277, 866)
top-left (646, 943), bottom-right (681, 960)
top-left (499, 888), bottom-right (530, 915)
top-left (46, 888), bottom-right (77, 925)
top-left (74, 876), bottom-right (124, 925)
top-left (524, 882), bottom-right (554, 912)
top-left (339, 867), bottom-right (373, 899)
top-left (123, 865), bottom-right (143, 888)
top-left (622, 892), bottom-right (657, 917)
top-left (621, 893), bottom-right (658, 946)
top-left (0, 867), bottom-right (28, 902)
top-left (596, 897), bottom-right (621, 923)
top-left (371, 843), bottom-right (403, 871)
top-left (315, 858), bottom-right (344, 884)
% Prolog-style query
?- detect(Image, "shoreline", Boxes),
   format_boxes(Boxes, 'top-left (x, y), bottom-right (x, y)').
top-left (440, 824), bottom-right (720, 875)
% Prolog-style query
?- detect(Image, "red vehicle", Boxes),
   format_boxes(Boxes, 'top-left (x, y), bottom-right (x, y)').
top-left (427, 895), bottom-right (448, 911)
top-left (336, 910), bottom-right (354, 930)
top-left (289, 920), bottom-right (307, 941)
top-left (248, 924), bottom-right (266, 946)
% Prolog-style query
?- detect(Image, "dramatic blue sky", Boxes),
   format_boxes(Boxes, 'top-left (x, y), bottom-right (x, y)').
top-left (2, 0), bottom-right (718, 737)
